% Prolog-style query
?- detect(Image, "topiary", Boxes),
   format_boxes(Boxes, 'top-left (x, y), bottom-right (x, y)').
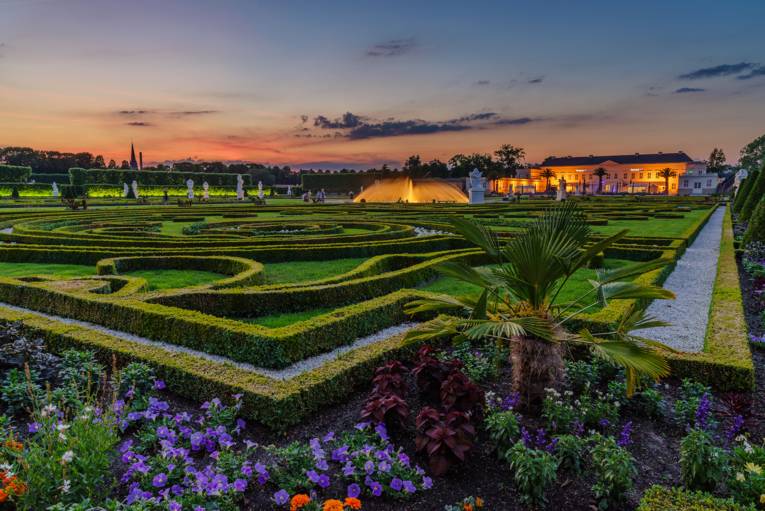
top-left (743, 197), bottom-right (765, 246)
top-left (740, 164), bottom-right (765, 222)
top-left (733, 170), bottom-right (757, 215)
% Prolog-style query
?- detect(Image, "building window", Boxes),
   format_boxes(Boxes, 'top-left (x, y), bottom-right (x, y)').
top-left (639, 173), bottom-right (644, 179)
top-left (647, 172), bottom-right (651, 179)
top-left (683, 180), bottom-right (688, 187)
top-left (623, 173), bottom-right (627, 179)
top-left (671, 183), bottom-right (676, 190)
top-left (694, 182), bottom-right (701, 189)
top-left (706, 179), bottom-right (712, 187)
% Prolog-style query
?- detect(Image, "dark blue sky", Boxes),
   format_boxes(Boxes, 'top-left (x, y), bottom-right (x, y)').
top-left (1, 0), bottom-right (763, 167)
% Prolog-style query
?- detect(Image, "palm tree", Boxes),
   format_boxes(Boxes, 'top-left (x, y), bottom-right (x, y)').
top-left (593, 167), bottom-right (608, 194)
top-left (539, 168), bottom-right (556, 193)
top-left (658, 168), bottom-right (676, 195)
top-left (405, 202), bottom-right (676, 407)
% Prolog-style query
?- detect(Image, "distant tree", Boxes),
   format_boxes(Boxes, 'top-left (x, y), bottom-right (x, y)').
top-left (74, 152), bottom-right (95, 169)
top-left (449, 153), bottom-right (496, 177)
top-left (107, 159), bottom-right (117, 169)
top-left (708, 148), bottom-right (726, 175)
top-left (402, 155), bottom-right (424, 177)
top-left (203, 162), bottom-right (228, 173)
top-left (658, 168), bottom-right (676, 195)
top-left (120, 160), bottom-right (130, 169)
top-left (93, 155), bottom-right (106, 168)
top-left (593, 167), bottom-right (607, 193)
top-left (423, 159), bottom-right (449, 178)
top-left (539, 168), bottom-right (556, 192)
top-left (740, 134), bottom-right (765, 171)
top-left (494, 144), bottom-right (525, 178)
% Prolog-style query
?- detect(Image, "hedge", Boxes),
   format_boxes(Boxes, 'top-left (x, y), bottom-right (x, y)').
top-left (0, 301), bottom-right (443, 430)
top-left (68, 168), bottom-right (253, 187)
top-left (300, 172), bottom-right (381, 193)
top-left (0, 164), bottom-right (32, 183)
top-left (743, 196), bottom-right (765, 245)
top-left (733, 170), bottom-right (757, 215)
top-left (29, 173), bottom-right (70, 184)
top-left (637, 486), bottom-right (755, 511)
top-left (739, 163), bottom-right (765, 222)
top-left (0, 183), bottom-right (56, 198)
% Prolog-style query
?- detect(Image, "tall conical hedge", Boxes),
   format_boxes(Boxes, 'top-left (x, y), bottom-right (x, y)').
top-left (740, 165), bottom-right (765, 222)
top-left (744, 196), bottom-right (765, 245)
top-left (734, 169), bottom-right (758, 215)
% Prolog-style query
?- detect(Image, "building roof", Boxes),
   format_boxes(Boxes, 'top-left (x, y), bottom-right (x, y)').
top-left (541, 152), bottom-right (693, 167)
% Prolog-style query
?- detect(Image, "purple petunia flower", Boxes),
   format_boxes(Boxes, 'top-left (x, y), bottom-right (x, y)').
top-left (152, 472), bottom-right (168, 488)
top-left (422, 476), bottom-right (433, 489)
top-left (369, 480), bottom-right (383, 497)
top-left (307, 470), bottom-right (320, 483)
top-left (391, 477), bottom-right (403, 491)
top-left (274, 489), bottom-right (290, 505)
top-left (318, 474), bottom-right (331, 488)
top-left (364, 460), bottom-right (375, 474)
top-left (168, 501), bottom-right (181, 511)
top-left (154, 379), bottom-right (166, 390)
top-left (501, 392), bottom-right (520, 411)
top-left (403, 480), bottom-right (417, 493)
top-left (233, 479), bottom-right (247, 492)
top-left (347, 483), bottom-right (361, 498)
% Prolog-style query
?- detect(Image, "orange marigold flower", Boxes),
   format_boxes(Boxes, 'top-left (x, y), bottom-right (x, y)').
top-left (476, 497), bottom-right (484, 507)
top-left (463, 504), bottom-right (474, 511)
top-left (291, 494), bottom-right (311, 511)
top-left (4, 440), bottom-right (22, 451)
top-left (344, 497), bottom-right (362, 509)
top-left (0, 489), bottom-right (7, 503)
top-left (322, 499), bottom-right (344, 511)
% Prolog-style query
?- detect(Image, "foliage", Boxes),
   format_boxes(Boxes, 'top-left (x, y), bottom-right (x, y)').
top-left (674, 379), bottom-right (714, 427)
top-left (740, 133), bottom-right (765, 172)
top-left (555, 434), bottom-right (587, 474)
top-left (484, 408), bottom-right (520, 455)
top-left (439, 340), bottom-right (506, 382)
top-left (1, 367), bottom-right (42, 415)
top-left (740, 164), bottom-right (765, 222)
top-left (590, 434), bottom-right (636, 510)
top-left (0, 321), bottom-right (61, 380)
top-left (405, 203), bottom-right (675, 407)
top-left (360, 393), bottom-right (410, 427)
top-left (727, 436), bottom-right (765, 508)
top-left (413, 346), bottom-right (461, 402)
top-left (415, 407), bottom-right (476, 476)
top-left (58, 350), bottom-right (105, 401)
top-left (0, 164), bottom-right (32, 183)
top-left (680, 428), bottom-right (727, 491)
top-left (744, 197), bottom-right (765, 246)
top-left (440, 369), bottom-right (485, 414)
top-left (506, 441), bottom-right (558, 508)
top-left (115, 362), bottom-right (157, 410)
top-left (638, 485), bottom-right (756, 511)
top-left (542, 387), bottom-right (620, 433)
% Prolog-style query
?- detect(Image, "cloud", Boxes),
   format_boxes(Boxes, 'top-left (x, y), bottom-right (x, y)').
top-left (678, 62), bottom-right (756, 80)
top-left (737, 66), bottom-right (765, 80)
top-left (314, 112), bottom-right (364, 129)
top-left (366, 38), bottom-right (416, 57)
top-left (126, 121), bottom-right (152, 127)
top-left (528, 76), bottom-right (544, 84)
top-left (168, 110), bottom-right (219, 116)
top-left (674, 87), bottom-right (706, 93)
top-left (448, 112), bottom-right (498, 123)
top-left (118, 109), bottom-right (153, 115)
top-left (348, 120), bottom-right (469, 139)
top-left (474, 80), bottom-right (491, 86)
top-left (494, 117), bottom-right (534, 125)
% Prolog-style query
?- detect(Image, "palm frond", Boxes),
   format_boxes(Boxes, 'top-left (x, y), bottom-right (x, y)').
top-left (595, 258), bottom-right (673, 285)
top-left (450, 217), bottom-right (502, 260)
top-left (404, 316), bottom-right (461, 342)
top-left (404, 294), bottom-right (475, 315)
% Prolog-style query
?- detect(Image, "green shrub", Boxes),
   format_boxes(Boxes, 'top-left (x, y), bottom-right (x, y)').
top-left (727, 437), bottom-right (765, 508)
top-left (507, 441), bottom-right (558, 509)
top-left (680, 428), bottom-right (727, 491)
top-left (484, 409), bottom-right (520, 454)
top-left (638, 485), bottom-right (756, 511)
top-left (734, 170), bottom-right (758, 215)
top-left (0, 164), bottom-right (32, 183)
top-left (591, 434), bottom-right (636, 510)
top-left (744, 197), bottom-right (765, 245)
top-left (1, 367), bottom-right (42, 415)
top-left (555, 434), bottom-right (586, 474)
top-left (740, 164), bottom-right (765, 222)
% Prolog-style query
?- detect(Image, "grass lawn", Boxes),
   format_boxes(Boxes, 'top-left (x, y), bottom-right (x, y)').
top-left (236, 307), bottom-right (334, 328)
top-left (591, 208), bottom-right (709, 237)
top-left (0, 262), bottom-right (95, 278)
top-left (264, 258), bottom-right (367, 284)
top-left (124, 270), bottom-right (226, 290)
top-left (420, 259), bottom-right (634, 311)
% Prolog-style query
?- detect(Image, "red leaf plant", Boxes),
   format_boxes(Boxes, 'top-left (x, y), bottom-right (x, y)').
top-left (360, 392), bottom-right (410, 427)
top-left (440, 370), bottom-right (485, 414)
top-left (412, 346), bottom-right (462, 402)
top-left (415, 406), bottom-right (476, 476)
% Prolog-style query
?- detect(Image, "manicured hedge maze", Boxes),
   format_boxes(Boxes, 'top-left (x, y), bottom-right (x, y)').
top-left (0, 196), bottom-right (748, 428)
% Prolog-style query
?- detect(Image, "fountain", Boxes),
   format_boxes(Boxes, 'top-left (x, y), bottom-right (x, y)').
top-left (353, 178), bottom-right (468, 203)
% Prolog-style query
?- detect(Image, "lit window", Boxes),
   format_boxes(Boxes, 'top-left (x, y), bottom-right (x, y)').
top-left (623, 173), bottom-right (627, 179)
top-left (639, 173), bottom-right (644, 179)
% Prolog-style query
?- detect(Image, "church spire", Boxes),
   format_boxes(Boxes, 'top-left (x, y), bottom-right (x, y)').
top-left (129, 142), bottom-right (138, 170)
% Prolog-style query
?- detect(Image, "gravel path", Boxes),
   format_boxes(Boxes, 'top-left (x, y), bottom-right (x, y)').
top-left (640, 206), bottom-right (725, 352)
top-left (0, 301), bottom-right (417, 380)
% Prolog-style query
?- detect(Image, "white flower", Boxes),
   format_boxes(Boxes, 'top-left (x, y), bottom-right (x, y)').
top-left (56, 423), bottom-right (70, 432)
top-left (41, 403), bottom-right (57, 417)
top-left (61, 479), bottom-right (71, 493)
top-left (61, 450), bottom-right (74, 464)
top-left (736, 472), bottom-right (746, 482)
top-left (58, 432), bottom-right (67, 442)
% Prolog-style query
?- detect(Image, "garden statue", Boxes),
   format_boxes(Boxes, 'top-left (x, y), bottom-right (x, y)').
top-left (186, 178), bottom-right (194, 199)
top-left (556, 177), bottom-right (567, 201)
top-left (131, 180), bottom-right (139, 199)
top-left (51, 181), bottom-right (59, 198)
top-left (286, 185), bottom-right (292, 196)
top-left (123, 183), bottom-right (129, 198)
top-left (202, 181), bottom-right (209, 200)
top-left (258, 181), bottom-right (264, 199)
top-left (236, 174), bottom-right (244, 200)
top-left (466, 168), bottom-right (485, 205)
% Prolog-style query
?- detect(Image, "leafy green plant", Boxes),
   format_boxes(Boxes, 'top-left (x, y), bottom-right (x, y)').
top-left (591, 434), bottom-right (636, 510)
top-left (441, 340), bottom-right (506, 382)
top-left (507, 441), bottom-right (558, 509)
top-left (680, 428), bottom-right (727, 491)
top-left (58, 350), bottom-right (105, 399)
top-left (1, 367), bottom-right (42, 415)
top-left (555, 434), bottom-right (586, 474)
top-left (565, 359), bottom-right (600, 394)
top-left (674, 379), bottom-right (713, 426)
top-left (405, 203), bottom-right (676, 407)
top-left (727, 436), bottom-right (765, 507)
top-left (484, 409), bottom-right (520, 455)
top-left (116, 362), bottom-right (156, 410)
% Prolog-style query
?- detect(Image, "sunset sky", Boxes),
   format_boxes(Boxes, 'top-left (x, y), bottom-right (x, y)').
top-left (1, 0), bottom-right (764, 169)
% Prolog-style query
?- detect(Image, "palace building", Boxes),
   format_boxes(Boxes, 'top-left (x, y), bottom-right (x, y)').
top-left (493, 151), bottom-right (706, 196)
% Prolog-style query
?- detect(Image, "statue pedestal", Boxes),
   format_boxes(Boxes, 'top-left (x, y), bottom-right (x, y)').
top-left (469, 189), bottom-right (485, 204)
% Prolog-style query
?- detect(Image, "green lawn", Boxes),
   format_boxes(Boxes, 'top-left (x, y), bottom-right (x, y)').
top-left (124, 269), bottom-right (226, 290)
top-left (591, 208), bottom-right (709, 237)
top-left (420, 259), bottom-right (634, 311)
top-left (264, 258), bottom-right (367, 284)
top-left (236, 307), bottom-right (334, 328)
top-left (0, 262), bottom-right (95, 278)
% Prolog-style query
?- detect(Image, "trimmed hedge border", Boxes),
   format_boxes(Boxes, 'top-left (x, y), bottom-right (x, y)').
top-left (637, 486), bottom-right (755, 511)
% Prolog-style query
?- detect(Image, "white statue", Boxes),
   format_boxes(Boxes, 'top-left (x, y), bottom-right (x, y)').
top-left (556, 177), bottom-right (567, 201)
top-left (466, 168), bottom-right (485, 204)
top-left (202, 181), bottom-right (209, 200)
top-left (186, 178), bottom-right (194, 199)
top-left (123, 183), bottom-right (129, 198)
top-left (131, 180), bottom-right (139, 198)
top-left (286, 185), bottom-right (292, 196)
top-left (236, 174), bottom-right (244, 200)
top-left (51, 181), bottom-right (59, 198)
top-left (257, 181), bottom-right (264, 199)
